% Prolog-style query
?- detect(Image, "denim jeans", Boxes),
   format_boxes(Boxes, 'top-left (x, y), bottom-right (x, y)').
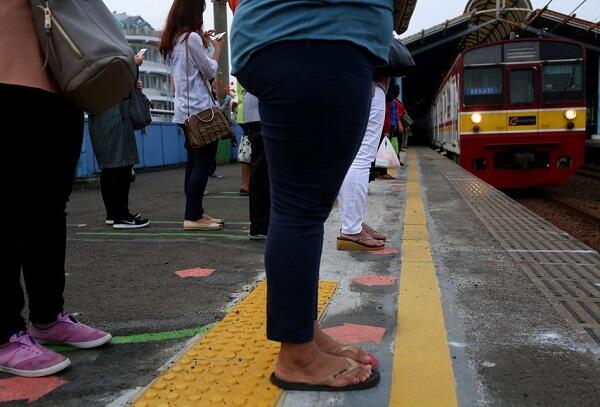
top-left (181, 124), bottom-right (219, 221)
top-left (237, 41), bottom-right (373, 343)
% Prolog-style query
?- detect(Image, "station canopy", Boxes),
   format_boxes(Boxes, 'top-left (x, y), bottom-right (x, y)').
top-left (401, 0), bottom-right (600, 135)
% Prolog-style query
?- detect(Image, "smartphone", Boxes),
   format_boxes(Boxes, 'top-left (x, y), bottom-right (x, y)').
top-left (137, 48), bottom-right (148, 58)
top-left (212, 32), bottom-right (226, 41)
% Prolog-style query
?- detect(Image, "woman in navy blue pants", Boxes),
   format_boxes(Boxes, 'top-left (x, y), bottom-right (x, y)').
top-left (236, 40), bottom-right (381, 390)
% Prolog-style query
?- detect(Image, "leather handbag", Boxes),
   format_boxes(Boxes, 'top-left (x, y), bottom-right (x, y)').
top-left (373, 38), bottom-right (416, 78)
top-left (183, 38), bottom-right (231, 149)
top-left (30, 0), bottom-right (136, 114)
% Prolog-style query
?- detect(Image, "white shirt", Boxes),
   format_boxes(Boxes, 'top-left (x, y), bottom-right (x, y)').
top-left (169, 32), bottom-right (219, 124)
top-left (243, 91), bottom-right (260, 123)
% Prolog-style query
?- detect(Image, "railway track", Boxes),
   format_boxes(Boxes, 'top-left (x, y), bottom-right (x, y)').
top-left (577, 165), bottom-right (600, 180)
top-left (543, 195), bottom-right (600, 226)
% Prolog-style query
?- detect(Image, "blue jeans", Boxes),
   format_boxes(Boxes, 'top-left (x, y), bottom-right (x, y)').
top-left (237, 41), bottom-right (373, 343)
top-left (182, 125), bottom-right (219, 220)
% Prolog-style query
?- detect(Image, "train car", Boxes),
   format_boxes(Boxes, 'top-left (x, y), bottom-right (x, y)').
top-left (430, 38), bottom-right (586, 189)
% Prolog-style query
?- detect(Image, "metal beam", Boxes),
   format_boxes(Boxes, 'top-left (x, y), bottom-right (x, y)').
top-left (410, 19), bottom-right (497, 56)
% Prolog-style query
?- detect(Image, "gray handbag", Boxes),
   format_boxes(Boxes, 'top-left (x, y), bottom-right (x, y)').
top-left (30, 0), bottom-right (137, 114)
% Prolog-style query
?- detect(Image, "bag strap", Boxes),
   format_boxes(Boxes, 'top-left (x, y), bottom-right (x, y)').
top-left (184, 35), bottom-right (219, 122)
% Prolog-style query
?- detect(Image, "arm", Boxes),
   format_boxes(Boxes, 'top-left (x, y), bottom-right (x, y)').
top-left (187, 32), bottom-right (219, 80)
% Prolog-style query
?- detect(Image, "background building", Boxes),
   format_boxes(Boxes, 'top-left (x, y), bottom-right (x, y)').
top-left (113, 12), bottom-right (174, 121)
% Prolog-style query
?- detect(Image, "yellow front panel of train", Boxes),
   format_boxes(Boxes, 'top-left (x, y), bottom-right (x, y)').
top-left (459, 109), bottom-right (586, 134)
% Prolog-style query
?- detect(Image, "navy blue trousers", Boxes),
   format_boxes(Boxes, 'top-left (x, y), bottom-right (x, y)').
top-left (237, 41), bottom-right (373, 343)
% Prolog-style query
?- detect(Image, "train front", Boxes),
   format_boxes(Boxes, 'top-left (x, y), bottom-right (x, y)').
top-left (458, 39), bottom-right (586, 189)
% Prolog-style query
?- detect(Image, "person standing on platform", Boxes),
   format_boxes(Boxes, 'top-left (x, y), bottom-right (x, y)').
top-left (336, 79), bottom-right (389, 251)
top-left (242, 91), bottom-right (270, 240)
top-left (88, 54), bottom-right (150, 229)
top-left (160, 0), bottom-right (225, 231)
top-left (232, 0), bottom-right (392, 391)
top-left (230, 100), bottom-right (251, 194)
top-left (0, 0), bottom-right (112, 377)
top-left (384, 83), bottom-right (405, 165)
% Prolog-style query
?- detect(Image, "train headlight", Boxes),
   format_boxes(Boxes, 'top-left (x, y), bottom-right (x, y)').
top-left (564, 109), bottom-right (577, 120)
top-left (471, 112), bottom-right (482, 124)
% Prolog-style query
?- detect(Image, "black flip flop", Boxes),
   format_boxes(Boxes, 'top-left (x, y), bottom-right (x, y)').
top-left (270, 359), bottom-right (380, 392)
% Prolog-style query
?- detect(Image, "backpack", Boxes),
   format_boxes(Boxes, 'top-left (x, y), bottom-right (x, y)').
top-left (30, 0), bottom-right (137, 114)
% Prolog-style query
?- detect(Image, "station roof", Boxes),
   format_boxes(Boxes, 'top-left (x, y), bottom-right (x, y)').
top-left (401, 1), bottom-right (600, 127)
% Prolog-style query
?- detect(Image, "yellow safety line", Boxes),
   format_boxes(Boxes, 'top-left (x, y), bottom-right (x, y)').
top-left (389, 149), bottom-right (458, 407)
top-left (133, 280), bottom-right (337, 407)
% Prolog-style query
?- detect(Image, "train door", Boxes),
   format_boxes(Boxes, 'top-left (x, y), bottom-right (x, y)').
top-left (506, 65), bottom-right (539, 133)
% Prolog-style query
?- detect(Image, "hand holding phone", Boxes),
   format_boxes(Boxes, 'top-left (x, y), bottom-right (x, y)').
top-left (137, 48), bottom-right (148, 58)
top-left (212, 32), bottom-right (226, 41)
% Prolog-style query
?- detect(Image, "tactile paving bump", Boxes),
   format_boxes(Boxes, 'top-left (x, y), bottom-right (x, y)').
top-left (133, 281), bottom-right (337, 407)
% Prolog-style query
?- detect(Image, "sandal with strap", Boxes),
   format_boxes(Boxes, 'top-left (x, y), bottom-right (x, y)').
top-left (270, 358), bottom-right (380, 392)
top-left (362, 223), bottom-right (387, 241)
top-left (331, 345), bottom-right (379, 368)
top-left (336, 236), bottom-right (385, 252)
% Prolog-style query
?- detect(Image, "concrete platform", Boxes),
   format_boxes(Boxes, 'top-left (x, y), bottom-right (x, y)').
top-left (1, 147), bottom-right (599, 406)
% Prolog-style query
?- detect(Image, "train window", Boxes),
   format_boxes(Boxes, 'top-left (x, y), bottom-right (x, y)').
top-left (510, 69), bottom-right (535, 105)
top-left (540, 42), bottom-right (583, 61)
top-left (463, 66), bottom-right (503, 106)
top-left (542, 63), bottom-right (583, 102)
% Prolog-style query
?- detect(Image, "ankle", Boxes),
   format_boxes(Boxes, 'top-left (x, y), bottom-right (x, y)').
top-left (277, 341), bottom-right (320, 369)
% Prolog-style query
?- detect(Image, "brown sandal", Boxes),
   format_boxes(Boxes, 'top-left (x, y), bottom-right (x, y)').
top-left (336, 236), bottom-right (385, 252)
top-left (362, 223), bottom-right (387, 241)
top-left (270, 358), bottom-right (380, 391)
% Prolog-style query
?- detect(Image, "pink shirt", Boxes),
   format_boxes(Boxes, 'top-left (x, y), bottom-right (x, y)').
top-left (0, 0), bottom-right (57, 93)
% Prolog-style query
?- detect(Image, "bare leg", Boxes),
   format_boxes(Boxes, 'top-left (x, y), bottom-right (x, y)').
top-left (241, 163), bottom-right (250, 192)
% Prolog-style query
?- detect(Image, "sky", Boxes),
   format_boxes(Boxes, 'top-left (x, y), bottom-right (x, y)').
top-left (103, 0), bottom-right (598, 36)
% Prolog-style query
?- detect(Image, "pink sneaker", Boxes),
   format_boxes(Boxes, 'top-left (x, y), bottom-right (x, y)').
top-left (0, 331), bottom-right (71, 377)
top-left (30, 312), bottom-right (112, 349)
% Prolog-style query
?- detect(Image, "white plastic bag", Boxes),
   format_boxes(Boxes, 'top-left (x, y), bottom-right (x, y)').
top-left (237, 134), bottom-right (252, 164)
top-left (375, 138), bottom-right (401, 169)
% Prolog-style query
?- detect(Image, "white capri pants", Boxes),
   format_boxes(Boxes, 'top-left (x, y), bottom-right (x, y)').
top-left (338, 85), bottom-right (386, 235)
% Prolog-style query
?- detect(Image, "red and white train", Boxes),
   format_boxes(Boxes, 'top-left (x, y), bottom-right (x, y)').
top-left (430, 38), bottom-right (586, 189)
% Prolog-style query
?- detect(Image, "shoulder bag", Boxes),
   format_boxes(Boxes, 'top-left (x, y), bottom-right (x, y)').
top-left (30, 0), bottom-right (137, 114)
top-left (183, 37), bottom-right (231, 149)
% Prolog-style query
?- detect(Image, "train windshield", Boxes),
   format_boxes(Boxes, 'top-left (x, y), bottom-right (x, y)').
top-left (463, 66), bottom-right (503, 106)
top-left (542, 62), bottom-right (583, 103)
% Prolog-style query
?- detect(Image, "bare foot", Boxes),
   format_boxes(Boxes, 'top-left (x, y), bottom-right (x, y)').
top-left (314, 323), bottom-right (375, 365)
top-left (362, 223), bottom-right (387, 241)
top-left (340, 231), bottom-right (385, 248)
top-left (274, 341), bottom-right (373, 388)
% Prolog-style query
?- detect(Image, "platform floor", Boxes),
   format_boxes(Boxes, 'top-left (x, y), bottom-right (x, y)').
top-left (1, 147), bottom-right (599, 406)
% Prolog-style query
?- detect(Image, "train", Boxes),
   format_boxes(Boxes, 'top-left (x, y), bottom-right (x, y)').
top-left (430, 38), bottom-right (587, 189)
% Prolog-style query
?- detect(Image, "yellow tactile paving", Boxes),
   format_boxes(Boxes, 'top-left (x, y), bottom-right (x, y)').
top-left (390, 149), bottom-right (458, 407)
top-left (133, 280), bottom-right (337, 407)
